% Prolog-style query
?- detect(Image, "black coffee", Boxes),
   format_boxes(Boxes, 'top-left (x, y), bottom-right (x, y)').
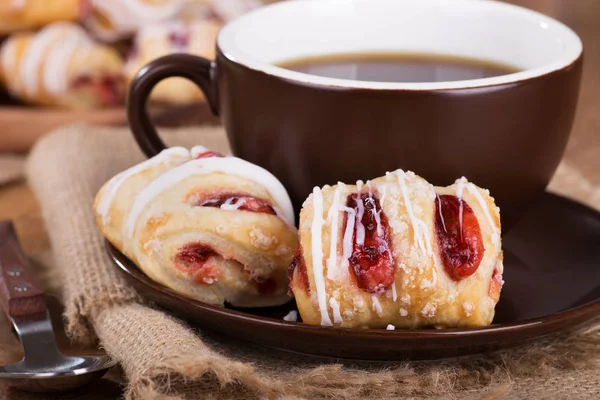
top-left (277, 53), bottom-right (519, 83)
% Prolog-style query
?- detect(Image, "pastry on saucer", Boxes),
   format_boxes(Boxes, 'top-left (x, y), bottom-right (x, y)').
top-left (0, 22), bottom-right (125, 108)
top-left (94, 146), bottom-right (298, 308)
top-left (289, 170), bottom-right (503, 329)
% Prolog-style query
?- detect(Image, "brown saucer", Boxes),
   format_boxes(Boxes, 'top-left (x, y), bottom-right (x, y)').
top-left (107, 193), bottom-right (600, 360)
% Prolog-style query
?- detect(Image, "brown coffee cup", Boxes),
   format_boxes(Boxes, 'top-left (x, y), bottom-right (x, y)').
top-left (128, 0), bottom-right (582, 229)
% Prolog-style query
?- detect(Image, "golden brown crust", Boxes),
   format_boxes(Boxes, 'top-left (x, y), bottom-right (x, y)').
top-left (94, 148), bottom-right (298, 308)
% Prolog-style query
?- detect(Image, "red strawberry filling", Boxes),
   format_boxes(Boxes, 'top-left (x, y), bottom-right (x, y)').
top-left (193, 150), bottom-right (223, 159)
top-left (175, 243), bottom-right (281, 294)
top-left (193, 192), bottom-right (276, 215)
top-left (71, 74), bottom-right (125, 107)
top-left (345, 193), bottom-right (395, 293)
top-left (435, 195), bottom-right (484, 281)
top-left (169, 30), bottom-right (191, 49)
top-left (174, 243), bottom-right (220, 284)
top-left (488, 267), bottom-right (503, 301)
top-left (288, 247), bottom-right (309, 295)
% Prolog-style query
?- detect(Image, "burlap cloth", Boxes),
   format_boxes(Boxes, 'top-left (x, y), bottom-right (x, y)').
top-left (3, 124), bottom-right (598, 399)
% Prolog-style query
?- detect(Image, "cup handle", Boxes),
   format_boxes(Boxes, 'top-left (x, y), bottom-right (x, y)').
top-left (127, 53), bottom-right (219, 158)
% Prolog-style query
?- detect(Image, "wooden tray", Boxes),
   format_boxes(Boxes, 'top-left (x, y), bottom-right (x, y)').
top-left (0, 89), bottom-right (219, 152)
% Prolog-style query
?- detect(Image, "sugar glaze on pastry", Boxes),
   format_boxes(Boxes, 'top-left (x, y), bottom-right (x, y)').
top-left (289, 170), bottom-right (503, 328)
top-left (95, 146), bottom-right (298, 308)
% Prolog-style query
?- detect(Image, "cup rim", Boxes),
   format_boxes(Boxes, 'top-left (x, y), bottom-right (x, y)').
top-left (217, 0), bottom-right (583, 91)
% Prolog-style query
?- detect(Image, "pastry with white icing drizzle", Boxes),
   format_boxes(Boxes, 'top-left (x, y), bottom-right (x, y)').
top-left (94, 146), bottom-right (298, 308)
top-left (289, 170), bottom-right (503, 329)
top-left (125, 19), bottom-right (221, 104)
top-left (209, 0), bottom-right (264, 22)
top-left (0, 22), bottom-right (125, 108)
top-left (84, 0), bottom-right (185, 42)
top-left (0, 0), bottom-right (86, 35)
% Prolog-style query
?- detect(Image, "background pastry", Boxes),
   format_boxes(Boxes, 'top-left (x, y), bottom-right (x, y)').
top-left (95, 146), bottom-right (298, 308)
top-left (84, 0), bottom-right (185, 42)
top-left (0, 0), bottom-right (86, 35)
top-left (125, 19), bottom-right (220, 104)
top-left (289, 170), bottom-right (503, 329)
top-left (0, 22), bottom-right (125, 108)
top-left (210, 0), bottom-right (264, 22)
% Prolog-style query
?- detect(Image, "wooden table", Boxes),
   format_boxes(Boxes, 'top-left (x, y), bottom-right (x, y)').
top-left (1, 0), bottom-right (600, 254)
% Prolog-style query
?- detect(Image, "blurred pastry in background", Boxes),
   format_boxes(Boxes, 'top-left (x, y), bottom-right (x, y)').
top-left (0, 22), bottom-right (125, 108)
top-left (179, 0), bottom-right (264, 23)
top-left (125, 19), bottom-right (220, 104)
top-left (0, 0), bottom-right (87, 35)
top-left (84, 0), bottom-right (185, 42)
top-left (210, 0), bottom-right (263, 22)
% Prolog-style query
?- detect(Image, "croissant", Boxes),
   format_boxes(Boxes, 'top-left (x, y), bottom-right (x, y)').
top-left (289, 170), bottom-right (503, 329)
top-left (84, 0), bottom-right (185, 42)
top-left (94, 146), bottom-right (298, 308)
top-left (125, 19), bottom-right (221, 104)
top-left (0, 22), bottom-right (125, 109)
top-left (0, 0), bottom-right (85, 35)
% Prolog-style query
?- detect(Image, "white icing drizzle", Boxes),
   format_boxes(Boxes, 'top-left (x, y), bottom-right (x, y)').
top-left (21, 24), bottom-right (70, 96)
top-left (97, 147), bottom-right (190, 225)
top-left (310, 187), bottom-right (333, 326)
top-left (220, 197), bottom-right (247, 211)
top-left (326, 184), bottom-right (343, 280)
top-left (391, 281), bottom-right (397, 302)
top-left (44, 33), bottom-right (92, 96)
top-left (123, 0), bottom-right (184, 20)
top-left (354, 193), bottom-right (366, 246)
top-left (356, 180), bottom-right (364, 192)
top-left (134, 22), bottom-right (170, 44)
top-left (340, 205), bottom-right (356, 264)
top-left (126, 156), bottom-right (296, 237)
top-left (455, 177), bottom-right (466, 239)
top-left (464, 181), bottom-right (501, 242)
top-left (90, 0), bottom-right (184, 40)
top-left (329, 297), bottom-right (343, 324)
top-left (386, 324), bottom-right (395, 330)
top-left (393, 170), bottom-right (432, 256)
top-left (367, 182), bottom-right (383, 236)
top-left (17, 23), bottom-right (92, 98)
top-left (436, 193), bottom-right (447, 232)
top-left (372, 296), bottom-right (383, 315)
top-left (212, 0), bottom-right (262, 21)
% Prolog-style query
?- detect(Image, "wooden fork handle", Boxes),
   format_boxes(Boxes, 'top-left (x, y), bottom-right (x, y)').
top-left (0, 221), bottom-right (46, 317)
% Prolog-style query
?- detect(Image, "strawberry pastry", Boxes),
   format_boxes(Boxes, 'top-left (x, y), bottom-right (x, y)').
top-left (290, 171), bottom-right (503, 328)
